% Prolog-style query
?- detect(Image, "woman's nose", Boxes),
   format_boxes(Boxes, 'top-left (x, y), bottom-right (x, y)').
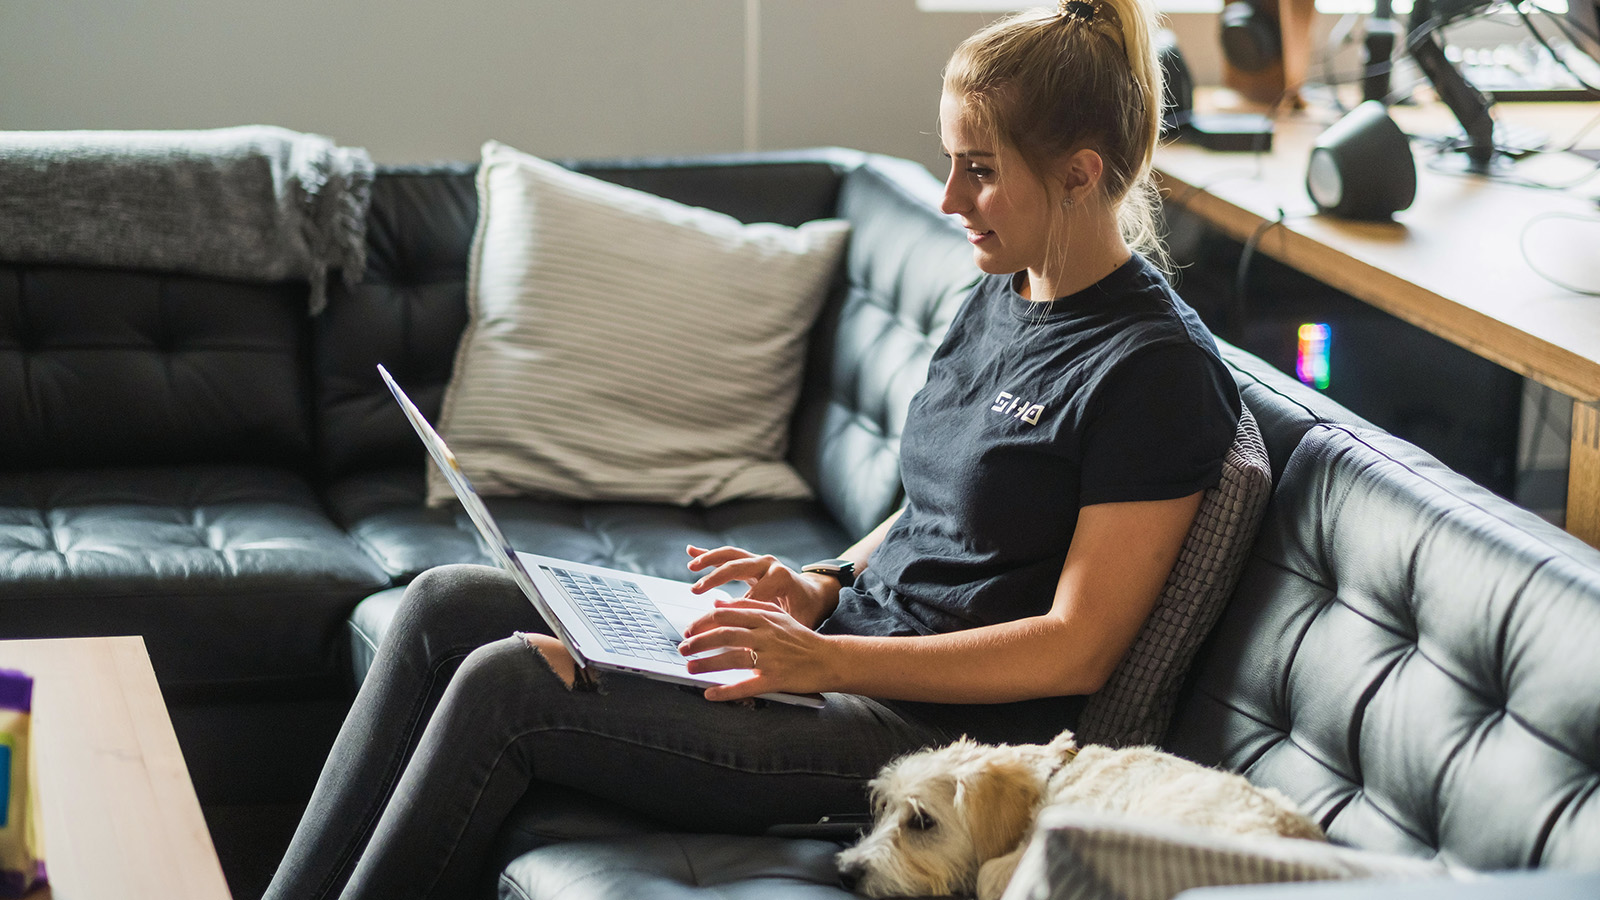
top-left (940, 175), bottom-right (967, 216)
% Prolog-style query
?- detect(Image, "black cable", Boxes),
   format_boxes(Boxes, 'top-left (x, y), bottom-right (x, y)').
top-left (1418, 138), bottom-right (1600, 189)
top-left (1231, 210), bottom-right (1288, 342)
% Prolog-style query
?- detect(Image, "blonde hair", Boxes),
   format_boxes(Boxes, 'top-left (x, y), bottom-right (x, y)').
top-left (943, 0), bottom-right (1166, 268)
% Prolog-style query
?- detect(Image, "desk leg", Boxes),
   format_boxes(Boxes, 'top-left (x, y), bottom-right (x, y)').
top-left (1568, 399), bottom-right (1600, 546)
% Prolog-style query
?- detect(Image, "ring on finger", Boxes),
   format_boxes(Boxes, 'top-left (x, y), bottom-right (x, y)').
top-left (750, 649), bottom-right (759, 669)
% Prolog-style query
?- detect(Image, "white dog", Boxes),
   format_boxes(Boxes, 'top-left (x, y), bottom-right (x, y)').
top-left (836, 731), bottom-right (1325, 899)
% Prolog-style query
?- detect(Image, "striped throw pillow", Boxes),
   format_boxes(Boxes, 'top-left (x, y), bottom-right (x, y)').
top-left (429, 142), bottom-right (850, 507)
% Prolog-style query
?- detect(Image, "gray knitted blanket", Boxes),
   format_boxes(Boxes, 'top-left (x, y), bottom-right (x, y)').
top-left (0, 126), bottom-right (374, 314)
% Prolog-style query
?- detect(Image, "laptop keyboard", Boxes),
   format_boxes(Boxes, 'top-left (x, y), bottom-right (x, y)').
top-left (545, 567), bottom-right (685, 664)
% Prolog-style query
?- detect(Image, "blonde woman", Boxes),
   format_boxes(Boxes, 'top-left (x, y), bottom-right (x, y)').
top-left (267, 3), bottom-right (1241, 897)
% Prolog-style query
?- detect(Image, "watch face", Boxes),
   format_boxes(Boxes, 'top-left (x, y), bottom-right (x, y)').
top-left (1307, 149), bottom-right (1343, 211)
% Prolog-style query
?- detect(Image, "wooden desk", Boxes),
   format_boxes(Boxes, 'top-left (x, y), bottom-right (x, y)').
top-left (0, 637), bottom-right (232, 900)
top-left (1155, 93), bottom-right (1600, 543)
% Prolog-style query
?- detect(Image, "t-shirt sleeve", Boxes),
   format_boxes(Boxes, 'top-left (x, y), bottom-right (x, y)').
top-left (1077, 343), bottom-right (1242, 506)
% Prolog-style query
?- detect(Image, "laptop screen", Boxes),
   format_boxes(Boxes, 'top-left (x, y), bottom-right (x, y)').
top-left (375, 365), bottom-right (586, 660)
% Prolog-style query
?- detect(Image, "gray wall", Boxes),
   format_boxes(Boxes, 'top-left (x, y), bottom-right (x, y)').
top-left (0, 0), bottom-right (1229, 175)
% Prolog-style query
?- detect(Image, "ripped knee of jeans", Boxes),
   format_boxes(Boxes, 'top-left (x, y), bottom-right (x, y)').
top-left (517, 632), bottom-right (601, 692)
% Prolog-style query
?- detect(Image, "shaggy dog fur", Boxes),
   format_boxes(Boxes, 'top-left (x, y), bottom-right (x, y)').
top-left (836, 731), bottom-right (1325, 899)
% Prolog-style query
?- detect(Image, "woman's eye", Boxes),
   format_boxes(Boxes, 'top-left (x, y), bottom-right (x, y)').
top-left (966, 166), bottom-right (993, 179)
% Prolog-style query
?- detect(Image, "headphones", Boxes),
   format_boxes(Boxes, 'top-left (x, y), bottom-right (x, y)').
top-left (1220, 0), bottom-right (1282, 73)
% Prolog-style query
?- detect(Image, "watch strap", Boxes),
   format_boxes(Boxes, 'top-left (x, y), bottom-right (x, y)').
top-left (801, 558), bottom-right (856, 588)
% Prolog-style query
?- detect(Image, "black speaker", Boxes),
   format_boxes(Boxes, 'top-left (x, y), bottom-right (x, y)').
top-left (1305, 101), bottom-right (1416, 220)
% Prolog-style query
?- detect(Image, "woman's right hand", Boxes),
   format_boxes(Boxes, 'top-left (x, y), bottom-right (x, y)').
top-left (685, 545), bottom-right (842, 630)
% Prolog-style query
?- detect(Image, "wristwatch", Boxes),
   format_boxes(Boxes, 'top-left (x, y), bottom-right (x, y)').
top-left (801, 558), bottom-right (856, 588)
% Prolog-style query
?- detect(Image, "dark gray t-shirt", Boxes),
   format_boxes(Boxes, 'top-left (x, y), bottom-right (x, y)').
top-left (820, 254), bottom-right (1241, 742)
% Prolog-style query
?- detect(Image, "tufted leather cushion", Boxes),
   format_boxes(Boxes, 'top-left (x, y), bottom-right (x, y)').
top-left (1166, 423), bottom-right (1600, 869)
top-left (0, 465), bottom-right (388, 691)
top-left (0, 265), bottom-right (313, 469)
top-left (313, 164), bottom-right (479, 482)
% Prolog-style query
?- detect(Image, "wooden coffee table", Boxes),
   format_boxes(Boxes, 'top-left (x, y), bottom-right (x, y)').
top-left (0, 636), bottom-right (231, 899)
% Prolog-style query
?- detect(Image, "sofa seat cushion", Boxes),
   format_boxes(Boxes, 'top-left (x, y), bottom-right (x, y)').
top-left (331, 466), bottom-right (854, 582)
top-left (1166, 423), bottom-right (1600, 870)
top-left (499, 834), bottom-right (851, 900)
top-left (339, 466), bottom-right (854, 681)
top-left (0, 465), bottom-right (389, 692)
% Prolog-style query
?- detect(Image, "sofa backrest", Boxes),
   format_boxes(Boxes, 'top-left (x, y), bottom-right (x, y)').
top-left (787, 155), bottom-right (978, 537)
top-left (0, 265), bottom-right (314, 470)
top-left (315, 150), bottom-right (977, 540)
top-left (1166, 419), bottom-right (1600, 870)
top-left (312, 163), bottom-right (480, 482)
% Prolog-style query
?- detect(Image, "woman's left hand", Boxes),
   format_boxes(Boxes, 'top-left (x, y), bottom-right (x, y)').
top-left (678, 597), bottom-right (839, 702)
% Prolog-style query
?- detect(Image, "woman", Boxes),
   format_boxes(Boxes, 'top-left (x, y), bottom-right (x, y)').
top-left (266, 1), bottom-right (1241, 897)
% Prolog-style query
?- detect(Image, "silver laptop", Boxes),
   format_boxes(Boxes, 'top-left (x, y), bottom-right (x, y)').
top-left (378, 364), bottom-right (824, 709)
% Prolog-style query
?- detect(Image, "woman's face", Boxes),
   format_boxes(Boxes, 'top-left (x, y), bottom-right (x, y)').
top-left (937, 92), bottom-right (1058, 279)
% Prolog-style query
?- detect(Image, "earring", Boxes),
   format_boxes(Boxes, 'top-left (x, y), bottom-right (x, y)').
top-left (1062, 195), bottom-right (1076, 208)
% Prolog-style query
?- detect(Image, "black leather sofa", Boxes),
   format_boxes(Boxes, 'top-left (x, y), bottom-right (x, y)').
top-left (3, 148), bottom-right (1597, 899)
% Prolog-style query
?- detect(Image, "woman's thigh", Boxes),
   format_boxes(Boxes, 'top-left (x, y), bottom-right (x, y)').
top-left (519, 671), bottom-right (952, 832)
top-left (411, 623), bottom-right (953, 835)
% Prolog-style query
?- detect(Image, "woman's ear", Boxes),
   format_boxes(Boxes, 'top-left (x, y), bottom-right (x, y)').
top-left (1054, 148), bottom-right (1104, 206)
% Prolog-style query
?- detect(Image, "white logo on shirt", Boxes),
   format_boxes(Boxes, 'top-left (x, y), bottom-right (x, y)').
top-left (991, 391), bottom-right (1045, 426)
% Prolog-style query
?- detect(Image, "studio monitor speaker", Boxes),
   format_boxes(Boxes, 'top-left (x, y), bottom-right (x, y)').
top-left (1305, 101), bottom-right (1417, 220)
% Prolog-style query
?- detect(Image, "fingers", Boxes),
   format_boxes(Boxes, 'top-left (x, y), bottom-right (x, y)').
top-left (685, 544), bottom-right (757, 573)
top-left (703, 678), bottom-right (768, 703)
top-left (688, 550), bottom-right (787, 596)
top-left (682, 645), bottom-right (758, 676)
top-left (681, 599), bottom-right (783, 640)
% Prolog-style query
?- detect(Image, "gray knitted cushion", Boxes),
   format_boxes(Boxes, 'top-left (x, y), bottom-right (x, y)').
top-left (1076, 405), bottom-right (1271, 748)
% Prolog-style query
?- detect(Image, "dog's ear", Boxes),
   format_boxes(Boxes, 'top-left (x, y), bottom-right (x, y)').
top-left (954, 757), bottom-right (1044, 864)
top-left (1046, 730), bottom-right (1079, 761)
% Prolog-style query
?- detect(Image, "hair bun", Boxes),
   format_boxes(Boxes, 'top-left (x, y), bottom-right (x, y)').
top-left (1058, 0), bottom-right (1100, 20)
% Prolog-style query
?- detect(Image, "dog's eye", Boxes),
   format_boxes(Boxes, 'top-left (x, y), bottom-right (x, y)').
top-left (908, 807), bottom-right (936, 831)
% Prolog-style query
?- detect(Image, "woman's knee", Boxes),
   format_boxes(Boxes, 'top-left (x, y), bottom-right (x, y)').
top-left (393, 564), bottom-right (536, 642)
top-left (403, 564), bottom-right (506, 612)
top-left (451, 636), bottom-right (575, 704)
top-left (522, 633), bottom-right (579, 688)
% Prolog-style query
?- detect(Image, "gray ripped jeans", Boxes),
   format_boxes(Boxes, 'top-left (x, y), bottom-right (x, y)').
top-left (263, 564), bottom-right (951, 900)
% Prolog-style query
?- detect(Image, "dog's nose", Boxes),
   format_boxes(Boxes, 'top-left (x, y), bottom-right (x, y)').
top-left (836, 859), bottom-right (863, 892)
